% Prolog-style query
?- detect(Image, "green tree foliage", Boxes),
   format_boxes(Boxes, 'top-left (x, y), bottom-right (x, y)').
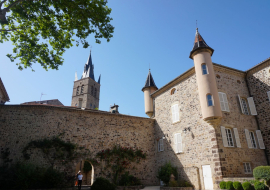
top-left (233, 181), bottom-right (243, 190)
top-left (226, 181), bottom-right (234, 190)
top-left (253, 166), bottom-right (270, 186)
top-left (242, 182), bottom-right (252, 190)
top-left (0, 0), bottom-right (114, 71)
top-left (96, 145), bottom-right (146, 184)
top-left (220, 181), bottom-right (227, 189)
top-left (91, 177), bottom-right (116, 190)
top-left (254, 181), bottom-right (267, 190)
top-left (157, 162), bottom-right (178, 186)
top-left (118, 172), bottom-right (141, 186)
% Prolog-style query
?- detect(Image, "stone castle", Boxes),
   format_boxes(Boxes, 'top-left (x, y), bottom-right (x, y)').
top-left (0, 28), bottom-right (270, 190)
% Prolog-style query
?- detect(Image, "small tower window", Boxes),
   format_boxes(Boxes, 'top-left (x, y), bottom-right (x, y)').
top-left (76, 87), bottom-right (80, 95)
top-left (207, 94), bottom-right (214, 106)
top-left (171, 88), bottom-right (176, 95)
top-left (91, 86), bottom-right (93, 96)
top-left (94, 88), bottom-right (97, 98)
top-left (81, 85), bottom-right (84, 94)
top-left (201, 64), bottom-right (208, 75)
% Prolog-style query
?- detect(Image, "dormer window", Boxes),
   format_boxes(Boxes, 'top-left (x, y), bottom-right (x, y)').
top-left (81, 85), bottom-right (84, 94)
top-left (201, 64), bottom-right (208, 75)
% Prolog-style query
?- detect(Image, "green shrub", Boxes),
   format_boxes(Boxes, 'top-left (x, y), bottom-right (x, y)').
top-left (157, 162), bottom-right (178, 186)
top-left (91, 177), bottom-right (116, 190)
top-left (233, 181), bottom-right (243, 190)
top-left (242, 182), bottom-right (252, 190)
top-left (169, 180), bottom-right (178, 187)
top-left (254, 181), bottom-right (267, 190)
top-left (119, 172), bottom-right (141, 186)
top-left (253, 166), bottom-right (270, 184)
top-left (226, 181), bottom-right (234, 190)
top-left (220, 181), bottom-right (227, 189)
top-left (178, 180), bottom-right (193, 187)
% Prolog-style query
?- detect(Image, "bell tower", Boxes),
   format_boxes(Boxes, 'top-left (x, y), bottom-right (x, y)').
top-left (189, 28), bottom-right (222, 126)
top-left (71, 51), bottom-right (101, 109)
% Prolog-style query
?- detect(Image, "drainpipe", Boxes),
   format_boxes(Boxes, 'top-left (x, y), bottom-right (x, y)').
top-left (245, 73), bottom-right (270, 165)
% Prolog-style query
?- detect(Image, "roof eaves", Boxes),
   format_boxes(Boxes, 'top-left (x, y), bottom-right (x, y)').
top-left (246, 57), bottom-right (270, 72)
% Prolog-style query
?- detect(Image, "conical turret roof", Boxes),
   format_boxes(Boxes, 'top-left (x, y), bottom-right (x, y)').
top-left (142, 70), bottom-right (158, 91)
top-left (82, 50), bottom-right (95, 80)
top-left (189, 28), bottom-right (214, 59)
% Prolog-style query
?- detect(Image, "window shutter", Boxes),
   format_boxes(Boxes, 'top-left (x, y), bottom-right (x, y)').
top-left (256, 130), bottom-right (265, 149)
top-left (223, 93), bottom-right (230, 112)
top-left (175, 104), bottom-right (179, 122)
top-left (160, 139), bottom-right (164, 151)
top-left (238, 95), bottom-right (244, 114)
top-left (267, 91), bottom-right (270, 103)
top-left (218, 92), bottom-right (226, 111)
top-left (221, 126), bottom-right (228, 147)
top-left (171, 105), bottom-right (175, 123)
top-left (174, 134), bottom-right (178, 153)
top-left (245, 129), bottom-right (252, 148)
top-left (233, 128), bottom-right (241, 148)
top-left (247, 97), bottom-right (257, 115)
top-left (177, 133), bottom-right (182, 153)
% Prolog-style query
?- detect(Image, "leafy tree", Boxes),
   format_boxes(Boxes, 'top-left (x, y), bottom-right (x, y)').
top-left (0, 0), bottom-right (114, 71)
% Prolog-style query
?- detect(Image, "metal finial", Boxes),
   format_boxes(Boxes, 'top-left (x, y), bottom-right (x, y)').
top-left (149, 63), bottom-right (150, 71)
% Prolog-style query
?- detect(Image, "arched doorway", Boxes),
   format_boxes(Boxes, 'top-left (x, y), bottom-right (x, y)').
top-left (75, 160), bottom-right (95, 185)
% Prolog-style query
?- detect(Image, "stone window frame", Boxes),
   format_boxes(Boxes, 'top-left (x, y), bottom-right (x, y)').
top-left (243, 162), bottom-right (252, 174)
top-left (171, 101), bottom-right (180, 124)
top-left (201, 63), bottom-right (208, 75)
top-left (221, 126), bottom-right (240, 148)
top-left (225, 128), bottom-right (234, 147)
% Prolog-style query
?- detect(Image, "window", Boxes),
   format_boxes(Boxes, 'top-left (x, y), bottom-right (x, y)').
top-left (249, 132), bottom-right (257, 148)
top-left (76, 86), bottom-right (80, 95)
top-left (218, 92), bottom-right (230, 112)
top-left (90, 103), bottom-right (92, 108)
top-left (267, 91), bottom-right (270, 103)
top-left (171, 104), bottom-right (179, 123)
top-left (174, 133), bottom-right (182, 153)
top-left (225, 128), bottom-right (234, 147)
top-left (171, 88), bottom-right (176, 95)
top-left (91, 86), bottom-right (93, 96)
top-left (243, 163), bottom-right (252, 174)
top-left (207, 94), bottom-right (213, 106)
top-left (256, 130), bottom-right (265, 149)
top-left (81, 85), bottom-right (84, 94)
top-left (94, 88), bottom-right (97, 98)
top-left (78, 99), bottom-right (82, 108)
top-left (238, 95), bottom-right (257, 115)
top-left (158, 139), bottom-right (164, 152)
top-left (201, 64), bottom-right (208, 75)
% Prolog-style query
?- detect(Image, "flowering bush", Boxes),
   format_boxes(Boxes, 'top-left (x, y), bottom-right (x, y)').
top-left (96, 145), bottom-right (146, 184)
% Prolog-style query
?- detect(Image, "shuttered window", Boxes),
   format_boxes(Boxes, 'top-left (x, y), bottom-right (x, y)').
top-left (218, 92), bottom-right (230, 112)
top-left (174, 133), bottom-right (182, 153)
top-left (247, 97), bottom-right (257, 115)
top-left (238, 95), bottom-right (257, 115)
top-left (233, 128), bottom-right (241, 148)
top-left (245, 129), bottom-right (252, 148)
top-left (267, 91), bottom-right (270, 103)
top-left (221, 126), bottom-right (237, 147)
top-left (171, 104), bottom-right (179, 123)
top-left (256, 130), bottom-right (265, 149)
top-left (225, 128), bottom-right (234, 147)
top-left (249, 131), bottom-right (257, 148)
top-left (243, 163), bottom-right (252, 174)
top-left (158, 139), bottom-right (164, 152)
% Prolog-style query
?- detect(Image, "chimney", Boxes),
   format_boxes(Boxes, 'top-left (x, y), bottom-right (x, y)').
top-left (110, 104), bottom-right (119, 113)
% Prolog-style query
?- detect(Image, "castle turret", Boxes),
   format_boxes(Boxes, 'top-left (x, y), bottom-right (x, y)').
top-left (190, 28), bottom-right (222, 126)
top-left (142, 70), bottom-right (158, 117)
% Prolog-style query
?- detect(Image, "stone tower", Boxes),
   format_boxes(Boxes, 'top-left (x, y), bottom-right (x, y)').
top-left (71, 51), bottom-right (101, 109)
top-left (189, 28), bottom-right (222, 126)
top-left (142, 70), bottom-right (158, 117)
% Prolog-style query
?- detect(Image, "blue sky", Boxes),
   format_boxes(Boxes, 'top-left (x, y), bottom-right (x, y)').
top-left (0, 0), bottom-right (269, 117)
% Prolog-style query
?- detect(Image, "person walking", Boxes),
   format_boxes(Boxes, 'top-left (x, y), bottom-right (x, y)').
top-left (77, 172), bottom-right (83, 190)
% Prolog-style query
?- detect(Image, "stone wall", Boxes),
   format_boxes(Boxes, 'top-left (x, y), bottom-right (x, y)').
top-left (0, 105), bottom-right (157, 185)
top-left (247, 59), bottom-right (270, 162)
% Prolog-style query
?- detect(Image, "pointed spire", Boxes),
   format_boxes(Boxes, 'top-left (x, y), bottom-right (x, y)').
top-left (189, 28), bottom-right (214, 59)
top-left (82, 49), bottom-right (95, 80)
top-left (75, 72), bottom-right (78, 81)
top-left (98, 74), bottom-right (101, 84)
top-left (142, 70), bottom-right (158, 91)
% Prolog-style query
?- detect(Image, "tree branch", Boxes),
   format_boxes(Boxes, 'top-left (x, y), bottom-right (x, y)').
top-left (0, 0), bottom-right (8, 8)
top-left (4, 0), bottom-right (25, 12)
top-left (0, 27), bottom-right (22, 31)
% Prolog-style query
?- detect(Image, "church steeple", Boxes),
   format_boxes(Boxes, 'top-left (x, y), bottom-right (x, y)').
top-left (189, 28), bottom-right (214, 59)
top-left (82, 50), bottom-right (95, 80)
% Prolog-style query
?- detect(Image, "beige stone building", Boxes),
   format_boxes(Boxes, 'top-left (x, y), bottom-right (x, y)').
top-left (0, 77), bottom-right (10, 105)
top-left (0, 29), bottom-right (270, 190)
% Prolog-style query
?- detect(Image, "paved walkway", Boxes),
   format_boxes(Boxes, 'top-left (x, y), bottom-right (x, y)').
top-left (143, 187), bottom-right (160, 190)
